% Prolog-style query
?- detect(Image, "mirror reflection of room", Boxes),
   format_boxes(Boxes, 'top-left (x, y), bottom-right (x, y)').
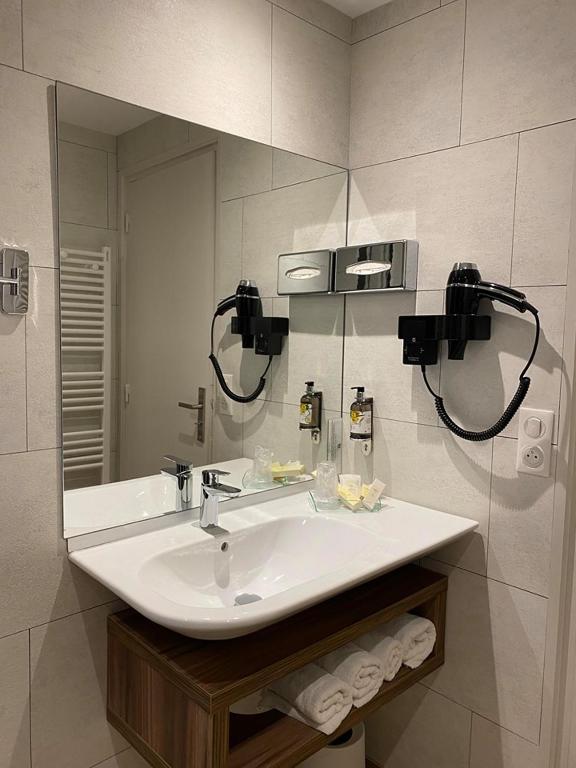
top-left (58, 85), bottom-right (348, 537)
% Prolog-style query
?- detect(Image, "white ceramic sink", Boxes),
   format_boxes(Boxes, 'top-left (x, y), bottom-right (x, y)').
top-left (70, 489), bottom-right (477, 639)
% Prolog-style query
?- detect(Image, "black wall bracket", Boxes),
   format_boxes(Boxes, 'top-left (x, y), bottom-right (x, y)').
top-left (398, 314), bottom-right (491, 365)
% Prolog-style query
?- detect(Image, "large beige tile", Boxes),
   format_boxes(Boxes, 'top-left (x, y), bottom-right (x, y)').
top-left (242, 171), bottom-right (348, 298)
top-left (269, 294), bottom-right (343, 411)
top-left (348, 135), bottom-right (518, 290)
top-left (0, 67), bottom-right (56, 268)
top-left (216, 199), bottom-right (243, 300)
top-left (117, 115), bottom-right (190, 170)
top-left (243, 401), bottom-right (341, 474)
top-left (0, 311), bottom-right (26, 454)
top-left (58, 122), bottom-right (116, 153)
top-left (470, 715), bottom-right (545, 768)
top-left (0, 631), bottom-right (30, 768)
top-left (0, 0), bottom-right (22, 68)
top-left (220, 134), bottom-right (272, 201)
top-left (352, 0), bottom-right (440, 44)
top-left (24, 0), bottom-right (272, 145)
top-left (58, 140), bottom-right (109, 228)
top-left (350, 2), bottom-right (463, 168)
top-left (26, 267), bottom-right (60, 450)
top-left (0, 449), bottom-right (112, 638)
top-left (212, 405), bottom-right (244, 464)
top-left (343, 290), bottom-right (442, 426)
top-left (439, 286), bottom-right (566, 442)
top-left (424, 563), bottom-right (547, 742)
top-left (30, 603), bottom-right (126, 768)
top-left (512, 121), bottom-right (576, 287)
top-left (271, 0), bottom-right (352, 41)
top-left (272, 149), bottom-right (343, 189)
top-left (343, 417), bottom-right (491, 574)
top-left (461, 0), bottom-right (576, 144)
top-left (92, 749), bottom-right (150, 768)
top-left (272, 7), bottom-right (350, 167)
top-left (365, 684), bottom-right (471, 768)
top-left (488, 438), bottom-right (555, 597)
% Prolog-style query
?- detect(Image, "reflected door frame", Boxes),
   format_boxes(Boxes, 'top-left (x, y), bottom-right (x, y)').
top-left (118, 139), bottom-right (219, 480)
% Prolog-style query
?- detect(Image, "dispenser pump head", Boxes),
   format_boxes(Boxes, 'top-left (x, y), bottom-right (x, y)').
top-left (351, 386), bottom-right (365, 400)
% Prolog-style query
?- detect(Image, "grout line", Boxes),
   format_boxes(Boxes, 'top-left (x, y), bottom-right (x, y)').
top-left (351, 4), bottom-right (444, 46)
top-left (267, 0), bottom-right (352, 44)
top-left (270, 3), bottom-right (274, 147)
top-left (509, 133), bottom-right (521, 285)
top-left (25, 598), bottom-right (122, 634)
top-left (24, 313), bottom-right (29, 451)
top-left (458, 0), bottom-right (467, 146)
top-left (88, 747), bottom-right (133, 768)
top-left (20, 0), bottom-right (24, 70)
top-left (485, 436), bottom-right (495, 582)
top-left (467, 707), bottom-right (474, 767)
top-left (28, 628), bottom-right (32, 768)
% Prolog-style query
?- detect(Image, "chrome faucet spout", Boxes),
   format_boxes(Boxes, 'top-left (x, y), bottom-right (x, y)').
top-left (161, 454), bottom-right (193, 511)
top-left (200, 469), bottom-right (240, 528)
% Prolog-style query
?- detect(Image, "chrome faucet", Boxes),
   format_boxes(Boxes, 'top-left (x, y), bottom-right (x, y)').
top-left (161, 454), bottom-right (193, 511)
top-left (200, 469), bottom-right (241, 528)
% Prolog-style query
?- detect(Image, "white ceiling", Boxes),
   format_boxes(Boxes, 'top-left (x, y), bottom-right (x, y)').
top-left (57, 85), bottom-right (158, 136)
top-left (323, 0), bottom-right (392, 17)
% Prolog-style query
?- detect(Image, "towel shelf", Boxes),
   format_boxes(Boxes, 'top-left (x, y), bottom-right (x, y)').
top-left (107, 564), bottom-right (447, 768)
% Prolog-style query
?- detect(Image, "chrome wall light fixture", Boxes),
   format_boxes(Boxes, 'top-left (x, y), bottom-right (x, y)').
top-left (277, 241), bottom-right (418, 296)
top-left (0, 247), bottom-right (29, 314)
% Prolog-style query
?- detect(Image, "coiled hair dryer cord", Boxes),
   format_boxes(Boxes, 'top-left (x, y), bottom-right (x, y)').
top-left (209, 311), bottom-right (272, 404)
top-left (420, 306), bottom-right (540, 442)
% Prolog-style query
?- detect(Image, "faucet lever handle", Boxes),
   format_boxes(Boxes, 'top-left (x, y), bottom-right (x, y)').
top-left (202, 468), bottom-right (230, 486)
top-left (163, 454), bottom-right (193, 473)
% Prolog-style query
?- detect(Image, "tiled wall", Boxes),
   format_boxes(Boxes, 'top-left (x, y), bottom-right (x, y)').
top-left (0, 1), bottom-right (351, 766)
top-left (346, 0), bottom-right (576, 766)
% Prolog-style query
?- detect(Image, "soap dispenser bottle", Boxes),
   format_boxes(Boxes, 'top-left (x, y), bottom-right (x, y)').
top-left (300, 381), bottom-right (322, 444)
top-left (350, 386), bottom-right (373, 455)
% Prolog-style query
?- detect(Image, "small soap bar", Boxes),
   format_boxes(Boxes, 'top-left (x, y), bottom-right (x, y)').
top-left (337, 483), bottom-right (363, 511)
top-left (271, 461), bottom-right (305, 478)
top-left (362, 479), bottom-right (386, 511)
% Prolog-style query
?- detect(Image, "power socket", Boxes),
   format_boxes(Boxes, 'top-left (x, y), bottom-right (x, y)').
top-left (516, 407), bottom-right (554, 477)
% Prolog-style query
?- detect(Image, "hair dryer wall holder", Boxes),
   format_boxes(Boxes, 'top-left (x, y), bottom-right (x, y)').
top-left (398, 314), bottom-right (492, 365)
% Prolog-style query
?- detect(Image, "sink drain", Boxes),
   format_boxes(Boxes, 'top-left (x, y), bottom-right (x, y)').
top-left (234, 593), bottom-right (262, 606)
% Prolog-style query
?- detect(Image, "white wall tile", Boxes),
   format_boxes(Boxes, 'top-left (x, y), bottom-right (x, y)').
top-left (58, 141), bottom-right (109, 228)
top-left (343, 417), bottom-right (491, 574)
top-left (92, 749), bottom-right (150, 768)
top-left (424, 563), bottom-right (547, 742)
top-left (512, 121), bottom-right (576, 287)
top-left (30, 603), bottom-right (126, 768)
top-left (117, 116), bottom-right (191, 170)
top-left (343, 290), bottom-right (442, 426)
top-left (271, 0), bottom-right (352, 42)
top-left (269, 294), bottom-right (343, 411)
top-left (348, 135), bottom-right (518, 290)
top-left (24, 0), bottom-right (272, 145)
top-left (0, 0), bottom-right (22, 69)
top-left (0, 311), bottom-right (26, 454)
top-left (352, 0), bottom-right (439, 44)
top-left (220, 135), bottom-right (272, 201)
top-left (107, 152), bottom-right (117, 230)
top-left (365, 684), bottom-right (471, 768)
top-left (58, 122), bottom-right (116, 153)
top-left (242, 171), bottom-right (348, 298)
top-left (0, 67), bottom-right (56, 268)
top-left (470, 715), bottom-right (545, 768)
top-left (0, 631), bottom-right (30, 768)
top-left (350, 3), bottom-right (463, 168)
top-left (488, 438), bottom-right (555, 597)
top-left (272, 7), bottom-right (350, 167)
top-left (439, 285), bottom-right (566, 441)
top-left (272, 149), bottom-right (342, 189)
top-left (0, 449), bottom-right (112, 638)
top-left (216, 199), bottom-right (243, 300)
top-left (461, 0), bottom-right (576, 144)
top-left (26, 267), bottom-right (60, 450)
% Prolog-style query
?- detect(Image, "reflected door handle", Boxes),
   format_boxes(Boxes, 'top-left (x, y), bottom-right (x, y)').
top-left (178, 387), bottom-right (205, 443)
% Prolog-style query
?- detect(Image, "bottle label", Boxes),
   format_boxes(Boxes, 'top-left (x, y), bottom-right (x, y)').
top-left (351, 408), bottom-right (366, 435)
top-left (300, 403), bottom-right (313, 426)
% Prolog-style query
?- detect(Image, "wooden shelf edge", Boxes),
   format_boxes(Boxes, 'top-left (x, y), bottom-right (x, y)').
top-left (227, 651), bottom-right (443, 768)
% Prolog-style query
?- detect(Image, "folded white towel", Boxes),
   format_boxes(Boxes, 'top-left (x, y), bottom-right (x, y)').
top-left (355, 632), bottom-right (403, 681)
top-left (260, 689), bottom-right (351, 735)
top-left (267, 663), bottom-right (353, 729)
top-left (318, 643), bottom-right (384, 708)
top-left (384, 614), bottom-right (437, 669)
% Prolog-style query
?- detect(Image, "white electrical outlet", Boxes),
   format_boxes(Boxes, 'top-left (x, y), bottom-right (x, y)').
top-left (217, 374), bottom-right (234, 417)
top-left (516, 407), bottom-right (554, 477)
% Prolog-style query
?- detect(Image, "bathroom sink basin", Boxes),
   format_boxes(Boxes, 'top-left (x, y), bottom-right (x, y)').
top-left (70, 489), bottom-right (478, 639)
top-left (139, 516), bottom-right (376, 609)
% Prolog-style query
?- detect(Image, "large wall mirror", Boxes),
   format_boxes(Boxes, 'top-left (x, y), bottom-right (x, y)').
top-left (57, 84), bottom-right (348, 538)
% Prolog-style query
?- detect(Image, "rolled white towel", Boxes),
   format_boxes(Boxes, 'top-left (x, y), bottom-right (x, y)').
top-left (317, 643), bottom-right (384, 708)
top-left (266, 663), bottom-right (353, 730)
top-left (355, 632), bottom-right (402, 681)
top-left (260, 689), bottom-right (351, 735)
top-left (385, 614), bottom-right (437, 669)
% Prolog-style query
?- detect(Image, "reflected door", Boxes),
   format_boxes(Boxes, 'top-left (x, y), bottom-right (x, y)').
top-left (121, 148), bottom-right (215, 479)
